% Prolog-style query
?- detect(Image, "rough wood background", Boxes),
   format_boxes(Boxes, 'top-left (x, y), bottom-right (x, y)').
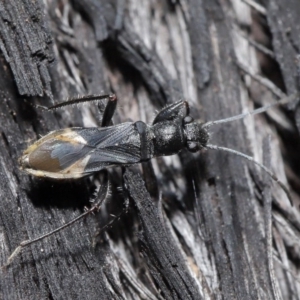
top-left (1, 0), bottom-right (300, 299)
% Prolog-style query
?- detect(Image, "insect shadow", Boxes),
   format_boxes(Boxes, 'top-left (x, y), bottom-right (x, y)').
top-left (27, 179), bottom-right (91, 210)
top-left (5, 92), bottom-right (296, 267)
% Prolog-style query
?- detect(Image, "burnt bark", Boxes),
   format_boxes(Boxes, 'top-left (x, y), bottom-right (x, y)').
top-left (0, 0), bottom-right (300, 299)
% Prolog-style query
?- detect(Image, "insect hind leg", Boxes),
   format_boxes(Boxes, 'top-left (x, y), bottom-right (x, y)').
top-left (34, 93), bottom-right (117, 127)
top-left (100, 94), bottom-right (117, 127)
top-left (36, 94), bottom-right (113, 111)
top-left (4, 171), bottom-right (111, 268)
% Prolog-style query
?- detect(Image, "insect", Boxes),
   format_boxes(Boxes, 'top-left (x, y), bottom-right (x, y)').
top-left (20, 95), bottom-right (209, 179)
top-left (6, 93), bottom-right (295, 266)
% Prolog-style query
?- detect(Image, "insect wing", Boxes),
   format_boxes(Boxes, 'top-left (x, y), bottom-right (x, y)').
top-left (21, 123), bottom-right (141, 178)
top-left (79, 122), bottom-right (142, 174)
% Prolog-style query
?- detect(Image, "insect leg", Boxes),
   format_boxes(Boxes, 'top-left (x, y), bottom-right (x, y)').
top-left (36, 94), bottom-right (114, 111)
top-left (92, 168), bottom-right (131, 245)
top-left (4, 171), bottom-right (110, 268)
top-left (152, 100), bottom-right (189, 124)
top-left (101, 94), bottom-right (117, 127)
top-left (122, 166), bottom-right (130, 212)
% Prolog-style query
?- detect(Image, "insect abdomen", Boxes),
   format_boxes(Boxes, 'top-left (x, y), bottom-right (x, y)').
top-left (20, 129), bottom-right (93, 178)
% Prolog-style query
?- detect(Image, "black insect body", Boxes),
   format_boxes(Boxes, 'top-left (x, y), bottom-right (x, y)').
top-left (7, 93), bottom-right (293, 266)
top-left (20, 99), bottom-right (209, 179)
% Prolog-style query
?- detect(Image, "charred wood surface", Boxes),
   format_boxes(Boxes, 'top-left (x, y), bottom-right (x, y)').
top-left (0, 0), bottom-right (300, 299)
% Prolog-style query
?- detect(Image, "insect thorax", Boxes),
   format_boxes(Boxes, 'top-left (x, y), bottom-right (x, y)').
top-left (151, 120), bottom-right (186, 156)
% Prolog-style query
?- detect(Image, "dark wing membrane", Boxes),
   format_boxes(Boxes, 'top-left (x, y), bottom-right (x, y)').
top-left (82, 146), bottom-right (140, 174)
top-left (27, 128), bottom-right (97, 174)
top-left (76, 122), bottom-right (139, 148)
top-left (50, 140), bottom-right (94, 170)
top-left (74, 122), bottom-right (142, 174)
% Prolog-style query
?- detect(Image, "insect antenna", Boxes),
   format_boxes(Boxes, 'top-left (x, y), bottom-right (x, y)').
top-left (202, 93), bottom-right (297, 129)
top-left (205, 144), bottom-right (293, 206)
top-left (200, 93), bottom-right (297, 206)
top-left (36, 94), bottom-right (115, 111)
top-left (4, 172), bottom-right (111, 268)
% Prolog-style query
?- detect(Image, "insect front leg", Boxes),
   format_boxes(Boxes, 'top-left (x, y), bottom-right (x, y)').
top-left (152, 100), bottom-right (189, 124)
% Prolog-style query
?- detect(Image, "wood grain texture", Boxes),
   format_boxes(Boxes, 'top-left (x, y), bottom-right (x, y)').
top-left (0, 0), bottom-right (300, 299)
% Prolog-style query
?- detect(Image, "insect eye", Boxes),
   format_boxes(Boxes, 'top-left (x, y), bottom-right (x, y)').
top-left (187, 142), bottom-right (199, 152)
top-left (183, 116), bottom-right (194, 124)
